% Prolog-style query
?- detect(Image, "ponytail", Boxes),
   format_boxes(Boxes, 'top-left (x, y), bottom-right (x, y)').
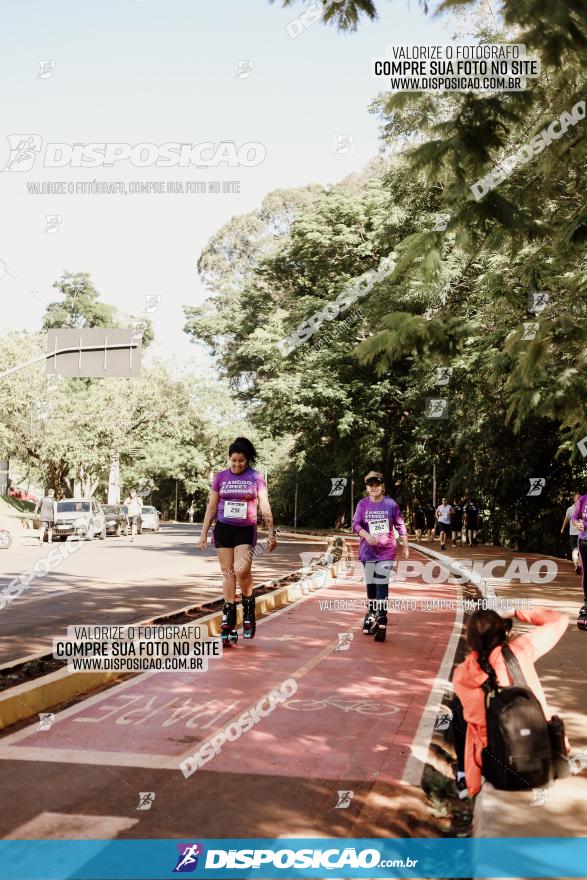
top-left (466, 610), bottom-right (513, 690)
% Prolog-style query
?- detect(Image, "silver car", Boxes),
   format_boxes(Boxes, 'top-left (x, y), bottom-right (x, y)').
top-left (140, 505), bottom-right (160, 532)
top-left (53, 499), bottom-right (106, 541)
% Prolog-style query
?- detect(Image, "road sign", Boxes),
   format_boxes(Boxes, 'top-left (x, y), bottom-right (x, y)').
top-left (46, 328), bottom-right (142, 378)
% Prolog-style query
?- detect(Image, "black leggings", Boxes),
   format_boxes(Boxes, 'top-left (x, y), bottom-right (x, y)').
top-left (449, 695), bottom-right (467, 773)
top-left (362, 559), bottom-right (394, 605)
top-left (579, 540), bottom-right (587, 602)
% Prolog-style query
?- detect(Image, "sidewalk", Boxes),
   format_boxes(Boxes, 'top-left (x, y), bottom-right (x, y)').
top-left (416, 540), bottom-right (587, 844)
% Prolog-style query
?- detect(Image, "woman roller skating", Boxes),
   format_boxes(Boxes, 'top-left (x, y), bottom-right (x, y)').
top-left (352, 471), bottom-right (409, 642)
top-left (197, 437), bottom-right (277, 646)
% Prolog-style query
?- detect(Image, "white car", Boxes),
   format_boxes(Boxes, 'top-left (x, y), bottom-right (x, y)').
top-left (139, 505), bottom-right (160, 532)
top-left (53, 499), bottom-right (106, 541)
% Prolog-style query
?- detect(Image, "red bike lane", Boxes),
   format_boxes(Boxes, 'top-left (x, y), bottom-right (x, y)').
top-left (0, 548), bottom-right (460, 839)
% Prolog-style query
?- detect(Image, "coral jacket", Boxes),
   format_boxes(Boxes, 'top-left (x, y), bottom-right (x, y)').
top-left (452, 607), bottom-right (568, 795)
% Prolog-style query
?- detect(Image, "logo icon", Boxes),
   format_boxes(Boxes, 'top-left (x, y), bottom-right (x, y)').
top-left (38, 713), bottom-right (55, 730)
top-left (528, 292), bottom-right (550, 315)
top-left (435, 366), bottom-right (453, 386)
top-left (336, 632), bottom-right (353, 652)
top-left (529, 787), bottom-right (550, 807)
top-left (2, 134), bottom-right (42, 172)
top-left (236, 60), bottom-right (254, 79)
top-left (432, 213), bottom-right (450, 232)
top-left (333, 134), bottom-right (353, 155)
top-left (329, 477), bottom-right (347, 497)
top-left (37, 60), bottom-right (56, 79)
top-left (335, 790), bottom-right (354, 808)
top-left (425, 398), bottom-right (449, 419)
top-left (43, 215), bottom-right (62, 235)
top-left (527, 477), bottom-right (546, 497)
top-left (577, 436), bottom-right (587, 458)
top-left (136, 791), bottom-right (156, 811)
top-left (433, 710), bottom-right (452, 731)
top-left (173, 843), bottom-right (203, 873)
top-left (522, 322), bottom-right (539, 340)
top-left (143, 294), bottom-right (161, 314)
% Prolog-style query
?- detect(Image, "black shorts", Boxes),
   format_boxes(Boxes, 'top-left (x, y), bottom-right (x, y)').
top-left (128, 515), bottom-right (140, 526)
top-left (570, 534), bottom-right (579, 551)
top-left (435, 521), bottom-right (450, 536)
top-left (214, 520), bottom-right (255, 549)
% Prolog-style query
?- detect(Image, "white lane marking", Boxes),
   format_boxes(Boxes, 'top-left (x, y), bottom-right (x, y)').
top-left (400, 543), bottom-right (465, 786)
top-left (4, 811), bottom-right (138, 839)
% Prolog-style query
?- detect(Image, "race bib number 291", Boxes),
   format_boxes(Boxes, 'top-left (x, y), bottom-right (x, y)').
top-left (225, 500), bottom-right (247, 519)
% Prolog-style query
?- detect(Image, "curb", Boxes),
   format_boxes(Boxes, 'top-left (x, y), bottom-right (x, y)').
top-left (0, 566), bottom-right (331, 731)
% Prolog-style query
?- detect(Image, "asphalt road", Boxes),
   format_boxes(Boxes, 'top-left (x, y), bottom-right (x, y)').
top-left (0, 524), bottom-right (325, 665)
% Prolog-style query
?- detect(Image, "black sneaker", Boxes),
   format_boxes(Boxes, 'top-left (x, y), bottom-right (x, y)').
top-left (440, 543), bottom-right (446, 551)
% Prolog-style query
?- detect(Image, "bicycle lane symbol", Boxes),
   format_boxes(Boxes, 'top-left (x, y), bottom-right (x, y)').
top-left (282, 696), bottom-right (401, 715)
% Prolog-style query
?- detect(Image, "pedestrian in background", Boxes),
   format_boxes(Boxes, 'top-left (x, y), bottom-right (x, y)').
top-left (124, 489), bottom-right (142, 543)
top-left (35, 489), bottom-right (56, 545)
top-left (424, 501), bottom-right (436, 542)
top-left (561, 493), bottom-right (581, 575)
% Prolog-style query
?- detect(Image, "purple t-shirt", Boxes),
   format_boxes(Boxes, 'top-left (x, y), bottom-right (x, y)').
top-left (212, 468), bottom-right (267, 526)
top-left (573, 494), bottom-right (587, 540)
top-left (352, 496), bottom-right (407, 562)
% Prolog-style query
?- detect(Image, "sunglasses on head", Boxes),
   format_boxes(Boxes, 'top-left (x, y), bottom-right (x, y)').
top-left (366, 478), bottom-right (383, 486)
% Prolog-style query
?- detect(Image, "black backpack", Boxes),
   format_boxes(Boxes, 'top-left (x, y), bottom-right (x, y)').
top-left (481, 645), bottom-right (554, 790)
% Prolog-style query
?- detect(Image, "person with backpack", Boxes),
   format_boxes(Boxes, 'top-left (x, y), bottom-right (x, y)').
top-left (450, 605), bottom-right (568, 797)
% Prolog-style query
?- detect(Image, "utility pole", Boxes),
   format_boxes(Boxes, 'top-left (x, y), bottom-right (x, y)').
top-left (432, 463), bottom-right (437, 508)
top-left (174, 480), bottom-right (178, 522)
top-left (350, 467), bottom-right (354, 525)
top-left (294, 479), bottom-right (298, 530)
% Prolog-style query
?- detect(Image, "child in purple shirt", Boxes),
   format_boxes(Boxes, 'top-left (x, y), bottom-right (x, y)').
top-left (352, 471), bottom-right (409, 642)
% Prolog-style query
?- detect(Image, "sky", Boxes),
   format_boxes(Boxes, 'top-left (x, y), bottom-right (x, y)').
top-left (0, 0), bottom-right (461, 371)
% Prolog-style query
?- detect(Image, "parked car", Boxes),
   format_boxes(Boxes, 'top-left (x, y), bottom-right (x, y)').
top-left (139, 505), bottom-right (160, 532)
top-left (102, 505), bottom-right (129, 537)
top-left (121, 504), bottom-right (142, 534)
top-left (52, 499), bottom-right (106, 541)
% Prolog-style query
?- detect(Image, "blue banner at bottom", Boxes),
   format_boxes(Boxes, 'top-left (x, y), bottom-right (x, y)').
top-left (0, 837), bottom-right (585, 879)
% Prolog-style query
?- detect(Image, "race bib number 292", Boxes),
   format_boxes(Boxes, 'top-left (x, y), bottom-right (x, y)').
top-left (369, 519), bottom-right (389, 536)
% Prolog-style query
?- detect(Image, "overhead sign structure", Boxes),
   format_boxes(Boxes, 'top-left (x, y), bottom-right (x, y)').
top-left (46, 328), bottom-right (142, 378)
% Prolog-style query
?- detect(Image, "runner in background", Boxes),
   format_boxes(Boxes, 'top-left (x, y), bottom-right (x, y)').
top-left (561, 493), bottom-right (581, 575)
top-left (424, 501), bottom-right (436, 542)
top-left (451, 497), bottom-right (464, 548)
top-left (197, 437), bottom-right (277, 645)
top-left (124, 489), bottom-right (142, 543)
top-left (352, 471), bottom-right (409, 642)
top-left (435, 496), bottom-right (453, 552)
top-left (35, 489), bottom-right (56, 545)
top-left (464, 497), bottom-right (480, 547)
top-left (413, 501), bottom-right (426, 541)
top-left (572, 492), bottom-right (587, 629)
